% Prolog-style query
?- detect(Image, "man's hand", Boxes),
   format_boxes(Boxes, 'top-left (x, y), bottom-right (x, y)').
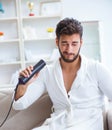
top-left (14, 65), bottom-right (39, 101)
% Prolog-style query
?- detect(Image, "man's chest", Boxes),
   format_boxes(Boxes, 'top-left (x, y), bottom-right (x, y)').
top-left (63, 72), bottom-right (77, 93)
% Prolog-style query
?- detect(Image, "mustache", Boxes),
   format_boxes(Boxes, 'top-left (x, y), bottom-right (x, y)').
top-left (63, 51), bottom-right (74, 55)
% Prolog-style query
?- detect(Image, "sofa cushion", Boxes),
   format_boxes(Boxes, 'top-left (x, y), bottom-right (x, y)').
top-left (0, 89), bottom-right (52, 130)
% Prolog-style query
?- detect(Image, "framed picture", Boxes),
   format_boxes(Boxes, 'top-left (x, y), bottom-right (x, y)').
top-left (39, 1), bottom-right (61, 16)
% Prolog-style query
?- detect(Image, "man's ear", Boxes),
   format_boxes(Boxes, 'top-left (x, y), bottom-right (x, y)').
top-left (55, 37), bottom-right (59, 47)
top-left (80, 38), bottom-right (83, 46)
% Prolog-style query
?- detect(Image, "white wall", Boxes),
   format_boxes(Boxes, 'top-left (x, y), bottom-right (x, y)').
top-left (62, 0), bottom-right (112, 70)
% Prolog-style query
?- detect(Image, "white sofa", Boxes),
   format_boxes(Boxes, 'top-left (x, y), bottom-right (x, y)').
top-left (0, 88), bottom-right (112, 130)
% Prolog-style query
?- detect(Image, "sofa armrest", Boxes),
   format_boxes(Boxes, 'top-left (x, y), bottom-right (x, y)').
top-left (0, 89), bottom-right (52, 130)
top-left (107, 102), bottom-right (112, 130)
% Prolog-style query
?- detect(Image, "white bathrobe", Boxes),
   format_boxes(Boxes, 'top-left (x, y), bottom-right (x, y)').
top-left (13, 55), bottom-right (112, 130)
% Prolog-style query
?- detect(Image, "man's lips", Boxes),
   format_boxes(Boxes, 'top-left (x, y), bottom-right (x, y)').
top-left (63, 52), bottom-right (74, 56)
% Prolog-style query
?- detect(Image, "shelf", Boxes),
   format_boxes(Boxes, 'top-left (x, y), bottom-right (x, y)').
top-left (0, 21), bottom-right (19, 40)
top-left (0, 39), bottom-right (20, 43)
top-left (40, 0), bottom-right (61, 2)
top-left (0, 0), bottom-right (62, 88)
top-left (0, 0), bottom-right (18, 19)
top-left (0, 17), bottom-right (18, 21)
top-left (0, 61), bottom-right (21, 66)
top-left (22, 15), bottom-right (61, 20)
top-left (23, 37), bottom-right (55, 42)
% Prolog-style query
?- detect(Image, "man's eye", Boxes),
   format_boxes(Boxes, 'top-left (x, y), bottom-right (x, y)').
top-left (72, 43), bottom-right (77, 46)
top-left (61, 43), bottom-right (67, 46)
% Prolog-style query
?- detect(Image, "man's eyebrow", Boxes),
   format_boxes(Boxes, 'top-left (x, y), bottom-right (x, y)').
top-left (61, 40), bottom-right (79, 44)
top-left (61, 41), bottom-right (67, 43)
top-left (61, 41), bottom-right (79, 43)
top-left (72, 41), bottom-right (79, 43)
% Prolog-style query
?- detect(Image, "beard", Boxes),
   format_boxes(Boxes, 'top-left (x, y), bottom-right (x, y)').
top-left (58, 47), bottom-right (81, 63)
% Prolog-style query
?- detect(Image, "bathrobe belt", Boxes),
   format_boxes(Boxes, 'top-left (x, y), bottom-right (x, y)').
top-left (44, 106), bottom-right (74, 128)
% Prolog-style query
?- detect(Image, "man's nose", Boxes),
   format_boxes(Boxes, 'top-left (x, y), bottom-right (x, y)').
top-left (66, 44), bottom-right (73, 51)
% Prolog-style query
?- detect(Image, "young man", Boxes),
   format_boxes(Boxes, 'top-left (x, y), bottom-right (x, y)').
top-left (13, 18), bottom-right (112, 130)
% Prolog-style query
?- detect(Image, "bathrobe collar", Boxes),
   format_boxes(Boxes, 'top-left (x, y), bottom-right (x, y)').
top-left (53, 54), bottom-right (88, 101)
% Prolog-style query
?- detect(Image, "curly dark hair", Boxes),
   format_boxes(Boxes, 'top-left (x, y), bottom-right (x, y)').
top-left (55, 18), bottom-right (83, 39)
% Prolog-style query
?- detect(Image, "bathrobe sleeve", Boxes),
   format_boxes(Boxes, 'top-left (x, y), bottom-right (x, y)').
top-left (96, 62), bottom-right (112, 100)
top-left (13, 68), bottom-right (47, 110)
